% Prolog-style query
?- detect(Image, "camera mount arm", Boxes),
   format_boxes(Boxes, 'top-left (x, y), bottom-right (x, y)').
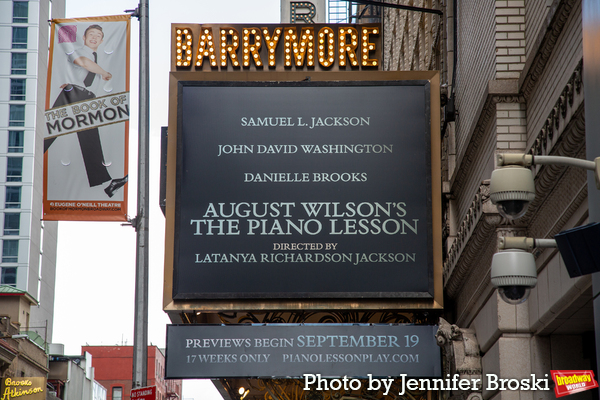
top-left (498, 236), bottom-right (557, 251)
top-left (496, 153), bottom-right (600, 189)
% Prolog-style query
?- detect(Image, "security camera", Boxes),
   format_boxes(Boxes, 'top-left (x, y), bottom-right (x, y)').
top-left (489, 166), bottom-right (535, 220)
top-left (491, 249), bottom-right (537, 304)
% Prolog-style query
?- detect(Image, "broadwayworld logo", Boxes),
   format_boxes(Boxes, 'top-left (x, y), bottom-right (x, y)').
top-left (551, 370), bottom-right (599, 397)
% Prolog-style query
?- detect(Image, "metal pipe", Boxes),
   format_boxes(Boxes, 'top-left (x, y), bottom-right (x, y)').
top-left (533, 155), bottom-right (596, 170)
top-left (499, 236), bottom-right (557, 250)
top-left (497, 153), bottom-right (600, 189)
top-left (498, 153), bottom-right (596, 170)
top-left (132, 0), bottom-right (149, 389)
top-left (534, 239), bottom-right (558, 248)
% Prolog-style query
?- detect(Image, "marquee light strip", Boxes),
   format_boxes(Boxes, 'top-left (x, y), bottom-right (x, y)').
top-left (174, 24), bottom-right (380, 70)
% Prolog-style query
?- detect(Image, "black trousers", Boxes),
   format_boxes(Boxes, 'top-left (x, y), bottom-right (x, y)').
top-left (45, 84), bottom-right (112, 187)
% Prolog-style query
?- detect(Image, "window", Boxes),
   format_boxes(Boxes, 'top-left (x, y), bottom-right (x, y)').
top-left (4, 214), bottom-right (20, 236)
top-left (7, 158), bottom-right (23, 182)
top-left (10, 79), bottom-right (26, 101)
top-left (0, 267), bottom-right (17, 286)
top-left (8, 131), bottom-right (24, 153)
top-left (5, 187), bottom-right (21, 209)
top-left (13, 1), bottom-right (28, 23)
top-left (9, 105), bottom-right (25, 126)
top-left (2, 240), bottom-right (19, 263)
top-left (11, 53), bottom-right (27, 75)
top-left (112, 387), bottom-right (122, 400)
top-left (12, 27), bottom-right (27, 49)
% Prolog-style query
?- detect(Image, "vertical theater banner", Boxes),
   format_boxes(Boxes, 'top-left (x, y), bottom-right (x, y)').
top-left (44, 15), bottom-right (130, 221)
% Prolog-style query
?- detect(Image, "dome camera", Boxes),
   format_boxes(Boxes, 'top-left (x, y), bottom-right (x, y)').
top-left (491, 249), bottom-right (537, 304)
top-left (489, 166), bottom-right (535, 220)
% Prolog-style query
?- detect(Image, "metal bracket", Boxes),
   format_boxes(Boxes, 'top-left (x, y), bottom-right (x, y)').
top-left (121, 215), bottom-right (139, 231)
top-left (499, 236), bottom-right (557, 250)
top-left (125, 5), bottom-right (140, 19)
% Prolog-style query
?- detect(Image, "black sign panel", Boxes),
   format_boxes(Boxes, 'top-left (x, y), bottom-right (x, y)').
top-left (165, 324), bottom-right (441, 378)
top-left (175, 81), bottom-right (433, 299)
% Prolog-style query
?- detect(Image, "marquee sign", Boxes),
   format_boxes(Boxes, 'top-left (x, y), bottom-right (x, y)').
top-left (163, 70), bottom-right (442, 311)
top-left (165, 17), bottom-right (441, 311)
top-left (171, 23), bottom-right (381, 72)
top-left (173, 80), bottom-right (434, 299)
top-left (165, 324), bottom-right (441, 378)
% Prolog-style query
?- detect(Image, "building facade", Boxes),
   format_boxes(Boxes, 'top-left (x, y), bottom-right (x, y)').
top-left (383, 0), bottom-right (597, 399)
top-left (234, 0), bottom-right (596, 398)
top-left (0, 0), bottom-right (64, 342)
top-left (0, 287), bottom-right (48, 380)
top-left (82, 345), bottom-right (182, 400)
top-left (159, 1), bottom-right (597, 399)
top-left (48, 350), bottom-right (107, 400)
top-left (318, 1), bottom-right (596, 398)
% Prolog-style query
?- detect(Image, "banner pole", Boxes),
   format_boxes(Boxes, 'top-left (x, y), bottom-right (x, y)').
top-left (132, 0), bottom-right (150, 389)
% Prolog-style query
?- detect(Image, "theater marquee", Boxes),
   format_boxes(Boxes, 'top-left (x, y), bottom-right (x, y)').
top-left (164, 24), bottom-right (442, 313)
top-left (171, 23), bottom-right (381, 72)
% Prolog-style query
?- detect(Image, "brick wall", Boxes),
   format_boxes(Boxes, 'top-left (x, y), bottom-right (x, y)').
top-left (496, 102), bottom-right (527, 151)
top-left (495, 0), bottom-right (526, 79)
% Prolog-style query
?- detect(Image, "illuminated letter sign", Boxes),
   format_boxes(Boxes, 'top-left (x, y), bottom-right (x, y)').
top-left (1, 377), bottom-right (46, 400)
top-left (171, 23), bottom-right (380, 72)
top-left (291, 2), bottom-right (317, 23)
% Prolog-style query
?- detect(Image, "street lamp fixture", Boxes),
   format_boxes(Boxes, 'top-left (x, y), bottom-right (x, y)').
top-left (490, 153), bottom-right (600, 220)
top-left (491, 236), bottom-right (557, 304)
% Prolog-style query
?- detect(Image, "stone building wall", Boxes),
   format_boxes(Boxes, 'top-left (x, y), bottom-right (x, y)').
top-left (383, 1), bottom-right (596, 399)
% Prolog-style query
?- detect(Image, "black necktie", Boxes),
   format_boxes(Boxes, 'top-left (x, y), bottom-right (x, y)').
top-left (83, 52), bottom-right (97, 87)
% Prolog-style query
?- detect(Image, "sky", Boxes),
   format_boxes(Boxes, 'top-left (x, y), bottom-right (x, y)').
top-left (51, 1), bottom-right (280, 399)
